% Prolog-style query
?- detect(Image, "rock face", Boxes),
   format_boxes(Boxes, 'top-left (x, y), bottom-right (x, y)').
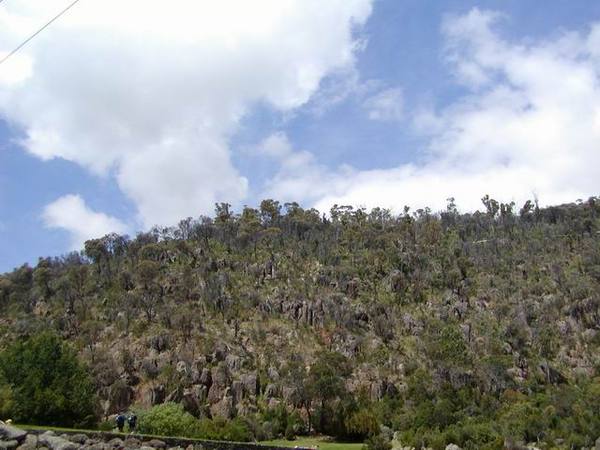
top-left (241, 373), bottom-right (259, 397)
top-left (210, 395), bottom-right (234, 419)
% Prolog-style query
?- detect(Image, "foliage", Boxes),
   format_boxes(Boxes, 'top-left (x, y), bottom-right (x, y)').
top-left (136, 403), bottom-right (253, 442)
top-left (363, 434), bottom-right (392, 450)
top-left (0, 375), bottom-right (14, 419)
top-left (196, 417), bottom-right (252, 442)
top-left (1, 196), bottom-right (600, 446)
top-left (0, 332), bottom-right (97, 427)
top-left (136, 403), bottom-right (200, 437)
top-left (260, 404), bottom-right (304, 440)
top-left (345, 409), bottom-right (380, 440)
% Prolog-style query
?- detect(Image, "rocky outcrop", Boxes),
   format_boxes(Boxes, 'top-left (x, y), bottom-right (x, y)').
top-left (210, 395), bottom-right (234, 419)
top-left (241, 373), bottom-right (259, 397)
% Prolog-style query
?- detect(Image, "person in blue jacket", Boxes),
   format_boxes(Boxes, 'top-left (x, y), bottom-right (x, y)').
top-left (115, 413), bottom-right (126, 432)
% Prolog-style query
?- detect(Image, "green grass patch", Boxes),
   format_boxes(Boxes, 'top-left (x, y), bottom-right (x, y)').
top-left (15, 424), bottom-right (101, 434)
top-left (262, 437), bottom-right (363, 450)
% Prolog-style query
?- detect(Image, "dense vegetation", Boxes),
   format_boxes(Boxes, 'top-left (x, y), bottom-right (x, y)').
top-left (0, 332), bottom-right (97, 427)
top-left (1, 196), bottom-right (600, 449)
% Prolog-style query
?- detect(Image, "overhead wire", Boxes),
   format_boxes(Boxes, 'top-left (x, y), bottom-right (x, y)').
top-left (0, 0), bottom-right (82, 67)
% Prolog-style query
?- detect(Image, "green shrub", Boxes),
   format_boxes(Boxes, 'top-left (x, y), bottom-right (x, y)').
top-left (196, 416), bottom-right (252, 442)
top-left (260, 404), bottom-right (304, 440)
top-left (0, 380), bottom-right (13, 419)
top-left (221, 417), bottom-right (252, 442)
top-left (285, 423), bottom-right (295, 440)
top-left (137, 403), bottom-right (200, 437)
top-left (345, 409), bottom-right (380, 440)
top-left (97, 419), bottom-right (115, 432)
top-left (363, 433), bottom-right (392, 450)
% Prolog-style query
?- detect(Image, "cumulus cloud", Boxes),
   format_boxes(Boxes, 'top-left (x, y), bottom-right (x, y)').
top-left (266, 8), bottom-right (600, 214)
top-left (0, 0), bottom-right (373, 229)
top-left (42, 195), bottom-right (128, 250)
top-left (362, 87), bottom-right (404, 121)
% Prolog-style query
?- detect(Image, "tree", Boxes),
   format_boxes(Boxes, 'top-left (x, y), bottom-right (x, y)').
top-left (307, 351), bottom-right (351, 433)
top-left (135, 259), bottom-right (163, 323)
top-left (260, 199), bottom-right (281, 226)
top-left (0, 332), bottom-right (98, 427)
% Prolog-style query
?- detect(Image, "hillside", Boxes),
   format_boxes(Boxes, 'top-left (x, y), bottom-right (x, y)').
top-left (1, 197), bottom-right (600, 449)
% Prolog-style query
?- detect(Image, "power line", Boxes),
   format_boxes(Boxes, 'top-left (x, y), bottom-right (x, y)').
top-left (0, 0), bottom-right (82, 67)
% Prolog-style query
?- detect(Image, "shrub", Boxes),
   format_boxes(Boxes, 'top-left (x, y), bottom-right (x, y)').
top-left (137, 403), bottom-right (200, 437)
top-left (363, 433), bottom-right (392, 450)
top-left (260, 404), bottom-right (304, 440)
top-left (196, 416), bottom-right (252, 442)
top-left (97, 419), bottom-right (115, 432)
top-left (221, 417), bottom-right (252, 442)
top-left (0, 332), bottom-right (98, 427)
top-left (0, 379), bottom-right (13, 419)
top-left (345, 409), bottom-right (380, 440)
top-left (285, 423), bottom-right (295, 440)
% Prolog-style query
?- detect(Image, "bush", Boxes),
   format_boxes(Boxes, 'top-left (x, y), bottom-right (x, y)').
top-left (260, 404), bottom-right (304, 440)
top-left (363, 433), bottom-right (392, 450)
top-left (221, 417), bottom-right (252, 442)
top-left (97, 419), bottom-right (115, 432)
top-left (0, 332), bottom-right (98, 427)
top-left (137, 403), bottom-right (200, 437)
top-left (0, 380), bottom-right (13, 419)
top-left (345, 409), bottom-right (380, 440)
top-left (197, 417), bottom-right (253, 442)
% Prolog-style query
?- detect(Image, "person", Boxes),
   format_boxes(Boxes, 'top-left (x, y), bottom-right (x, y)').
top-left (116, 413), bottom-right (126, 432)
top-left (127, 413), bottom-right (137, 432)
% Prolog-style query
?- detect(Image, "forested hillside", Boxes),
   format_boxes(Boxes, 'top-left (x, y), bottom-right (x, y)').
top-left (2, 197), bottom-right (600, 449)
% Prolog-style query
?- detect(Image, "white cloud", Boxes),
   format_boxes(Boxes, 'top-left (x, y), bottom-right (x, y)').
top-left (362, 87), bottom-right (404, 121)
top-left (256, 132), bottom-right (294, 159)
top-left (42, 195), bottom-right (128, 250)
top-left (0, 0), bottom-right (373, 228)
top-left (258, 132), bottom-right (353, 204)
top-left (265, 8), bottom-right (600, 214)
top-left (0, 52), bottom-right (32, 86)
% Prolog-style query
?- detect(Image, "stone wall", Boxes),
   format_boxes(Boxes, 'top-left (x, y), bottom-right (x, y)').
top-left (0, 423), bottom-right (313, 450)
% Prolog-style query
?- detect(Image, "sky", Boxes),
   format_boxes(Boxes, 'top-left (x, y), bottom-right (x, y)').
top-left (1, 0), bottom-right (600, 272)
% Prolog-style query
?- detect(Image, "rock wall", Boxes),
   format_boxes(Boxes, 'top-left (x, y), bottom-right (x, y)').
top-left (0, 424), bottom-right (312, 450)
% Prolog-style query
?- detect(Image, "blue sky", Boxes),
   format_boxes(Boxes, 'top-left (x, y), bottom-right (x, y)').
top-left (1, 0), bottom-right (600, 272)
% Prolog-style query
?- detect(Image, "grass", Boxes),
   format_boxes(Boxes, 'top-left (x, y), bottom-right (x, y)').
top-left (15, 424), bottom-right (101, 434)
top-left (261, 437), bottom-right (364, 450)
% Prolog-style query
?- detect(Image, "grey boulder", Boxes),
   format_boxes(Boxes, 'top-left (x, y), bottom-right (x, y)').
top-left (0, 424), bottom-right (26, 444)
top-left (38, 432), bottom-right (80, 450)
